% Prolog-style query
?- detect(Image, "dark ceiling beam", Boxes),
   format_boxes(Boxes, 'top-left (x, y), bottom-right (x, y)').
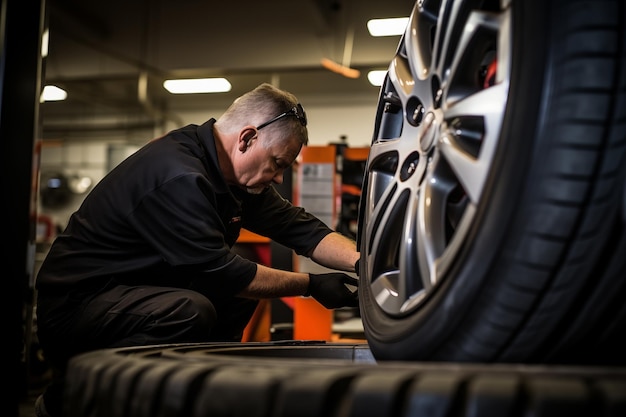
top-left (48, 0), bottom-right (109, 39)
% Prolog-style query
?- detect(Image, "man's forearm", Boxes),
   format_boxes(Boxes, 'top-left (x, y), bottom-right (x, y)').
top-left (237, 263), bottom-right (309, 299)
top-left (237, 232), bottom-right (359, 299)
top-left (310, 232), bottom-right (359, 272)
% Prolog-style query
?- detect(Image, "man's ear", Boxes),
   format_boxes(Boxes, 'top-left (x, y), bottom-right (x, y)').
top-left (239, 127), bottom-right (257, 152)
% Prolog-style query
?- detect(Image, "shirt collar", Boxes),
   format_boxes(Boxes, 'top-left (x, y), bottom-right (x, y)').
top-left (197, 118), bottom-right (230, 194)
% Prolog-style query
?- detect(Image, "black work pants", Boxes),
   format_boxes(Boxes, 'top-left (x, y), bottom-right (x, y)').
top-left (37, 282), bottom-right (258, 364)
top-left (36, 281), bottom-right (258, 416)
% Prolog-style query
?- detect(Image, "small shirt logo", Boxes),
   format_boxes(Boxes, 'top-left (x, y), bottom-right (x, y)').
top-left (229, 216), bottom-right (242, 224)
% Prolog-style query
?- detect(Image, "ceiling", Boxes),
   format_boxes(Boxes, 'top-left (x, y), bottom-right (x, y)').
top-left (42, 0), bottom-right (416, 134)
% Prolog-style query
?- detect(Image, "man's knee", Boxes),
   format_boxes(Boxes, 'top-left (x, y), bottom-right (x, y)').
top-left (171, 291), bottom-right (217, 330)
top-left (148, 290), bottom-right (218, 343)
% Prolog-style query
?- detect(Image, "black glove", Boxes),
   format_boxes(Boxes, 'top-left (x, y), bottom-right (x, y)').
top-left (306, 273), bottom-right (359, 309)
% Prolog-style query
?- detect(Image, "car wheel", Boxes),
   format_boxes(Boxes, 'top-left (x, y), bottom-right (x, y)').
top-left (357, 0), bottom-right (626, 364)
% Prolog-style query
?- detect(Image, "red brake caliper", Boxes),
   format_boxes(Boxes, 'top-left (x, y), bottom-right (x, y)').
top-left (483, 58), bottom-right (497, 88)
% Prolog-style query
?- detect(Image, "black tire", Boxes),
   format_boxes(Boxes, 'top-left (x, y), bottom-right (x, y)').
top-left (63, 342), bottom-right (626, 417)
top-left (357, 0), bottom-right (626, 364)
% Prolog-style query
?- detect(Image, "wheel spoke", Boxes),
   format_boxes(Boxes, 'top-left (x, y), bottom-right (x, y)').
top-left (417, 151), bottom-right (459, 285)
top-left (439, 84), bottom-right (508, 202)
top-left (406, 0), bottom-right (440, 81)
top-left (398, 184), bottom-right (424, 304)
top-left (367, 192), bottom-right (401, 312)
top-left (442, 10), bottom-right (502, 100)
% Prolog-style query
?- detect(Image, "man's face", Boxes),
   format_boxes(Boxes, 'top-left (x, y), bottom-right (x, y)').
top-left (236, 133), bottom-right (302, 194)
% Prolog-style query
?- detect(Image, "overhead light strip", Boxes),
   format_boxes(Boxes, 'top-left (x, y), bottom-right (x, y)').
top-left (41, 85), bottom-right (67, 102)
top-left (367, 70), bottom-right (387, 87)
top-left (367, 17), bottom-right (409, 37)
top-left (163, 77), bottom-right (232, 94)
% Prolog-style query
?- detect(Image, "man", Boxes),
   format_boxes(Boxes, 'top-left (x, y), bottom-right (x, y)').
top-left (34, 83), bottom-right (360, 416)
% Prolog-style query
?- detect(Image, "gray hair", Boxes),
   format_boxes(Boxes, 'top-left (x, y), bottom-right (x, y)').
top-left (215, 83), bottom-right (309, 146)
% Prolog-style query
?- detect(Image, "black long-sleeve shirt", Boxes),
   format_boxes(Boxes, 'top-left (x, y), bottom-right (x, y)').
top-left (36, 119), bottom-right (332, 299)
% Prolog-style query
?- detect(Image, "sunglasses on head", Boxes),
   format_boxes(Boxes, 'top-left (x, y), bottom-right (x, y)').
top-left (256, 103), bottom-right (307, 130)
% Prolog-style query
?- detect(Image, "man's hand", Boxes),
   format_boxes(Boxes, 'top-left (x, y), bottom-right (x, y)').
top-left (306, 273), bottom-right (359, 309)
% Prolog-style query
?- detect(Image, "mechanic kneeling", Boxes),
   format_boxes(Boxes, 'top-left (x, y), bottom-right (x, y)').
top-left (34, 83), bottom-right (360, 417)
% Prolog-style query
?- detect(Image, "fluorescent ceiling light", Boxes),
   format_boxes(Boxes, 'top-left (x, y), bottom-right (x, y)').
top-left (367, 70), bottom-right (387, 87)
top-left (367, 17), bottom-right (409, 37)
top-left (163, 77), bottom-right (232, 94)
top-left (42, 29), bottom-right (49, 58)
top-left (41, 85), bottom-right (67, 102)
